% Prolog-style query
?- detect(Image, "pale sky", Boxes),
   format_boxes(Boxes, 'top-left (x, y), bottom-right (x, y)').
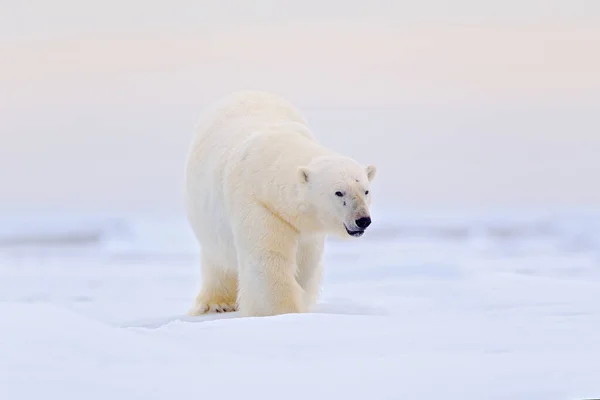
top-left (1, 1), bottom-right (599, 214)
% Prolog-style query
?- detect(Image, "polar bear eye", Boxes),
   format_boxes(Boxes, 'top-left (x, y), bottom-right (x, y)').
top-left (335, 191), bottom-right (344, 197)
top-left (365, 190), bottom-right (369, 195)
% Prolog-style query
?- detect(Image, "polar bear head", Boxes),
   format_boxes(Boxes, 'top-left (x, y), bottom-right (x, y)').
top-left (298, 156), bottom-right (376, 238)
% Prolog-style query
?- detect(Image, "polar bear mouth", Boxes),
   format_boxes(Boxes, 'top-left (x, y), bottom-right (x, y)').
top-left (345, 225), bottom-right (365, 237)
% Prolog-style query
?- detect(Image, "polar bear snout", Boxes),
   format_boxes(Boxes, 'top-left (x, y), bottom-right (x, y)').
top-left (344, 214), bottom-right (372, 237)
top-left (355, 216), bottom-right (371, 229)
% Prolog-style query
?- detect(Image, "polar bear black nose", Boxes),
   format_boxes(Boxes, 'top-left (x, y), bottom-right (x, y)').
top-left (355, 217), bottom-right (371, 229)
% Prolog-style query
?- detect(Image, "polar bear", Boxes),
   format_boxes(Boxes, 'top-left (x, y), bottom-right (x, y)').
top-left (184, 91), bottom-right (376, 317)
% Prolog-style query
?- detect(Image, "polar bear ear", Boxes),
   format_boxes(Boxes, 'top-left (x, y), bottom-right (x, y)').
top-left (298, 166), bottom-right (311, 184)
top-left (366, 164), bottom-right (377, 182)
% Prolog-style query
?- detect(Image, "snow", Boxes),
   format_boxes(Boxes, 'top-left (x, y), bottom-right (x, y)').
top-left (1, 210), bottom-right (599, 400)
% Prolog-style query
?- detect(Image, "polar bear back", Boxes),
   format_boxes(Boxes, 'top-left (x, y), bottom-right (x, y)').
top-left (192, 91), bottom-right (313, 146)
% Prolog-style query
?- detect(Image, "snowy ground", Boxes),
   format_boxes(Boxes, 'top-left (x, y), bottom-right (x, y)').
top-left (1, 210), bottom-right (599, 400)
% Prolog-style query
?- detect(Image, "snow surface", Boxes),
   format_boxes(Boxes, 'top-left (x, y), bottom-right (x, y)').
top-left (1, 210), bottom-right (600, 400)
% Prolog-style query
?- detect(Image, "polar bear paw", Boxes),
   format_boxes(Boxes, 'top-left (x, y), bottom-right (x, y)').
top-left (188, 301), bottom-right (238, 315)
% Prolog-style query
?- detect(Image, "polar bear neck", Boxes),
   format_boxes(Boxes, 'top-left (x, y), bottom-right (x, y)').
top-left (246, 137), bottom-right (334, 234)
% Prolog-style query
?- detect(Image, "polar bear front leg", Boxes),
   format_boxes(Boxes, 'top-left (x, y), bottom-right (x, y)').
top-left (233, 206), bottom-right (306, 317)
top-left (296, 235), bottom-right (325, 310)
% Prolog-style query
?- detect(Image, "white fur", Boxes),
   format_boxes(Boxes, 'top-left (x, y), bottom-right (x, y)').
top-left (184, 91), bottom-right (377, 317)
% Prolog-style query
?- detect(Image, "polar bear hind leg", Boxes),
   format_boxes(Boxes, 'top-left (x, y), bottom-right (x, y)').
top-left (188, 254), bottom-right (238, 315)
